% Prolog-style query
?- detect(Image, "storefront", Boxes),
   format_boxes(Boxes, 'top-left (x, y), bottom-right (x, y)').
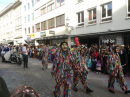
top-left (124, 32), bottom-right (130, 46)
top-left (99, 34), bottom-right (123, 49)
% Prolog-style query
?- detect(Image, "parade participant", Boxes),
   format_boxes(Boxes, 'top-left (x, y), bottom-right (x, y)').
top-left (107, 45), bottom-right (130, 94)
top-left (51, 42), bottom-right (72, 97)
top-left (42, 45), bottom-right (48, 70)
top-left (72, 45), bottom-right (93, 93)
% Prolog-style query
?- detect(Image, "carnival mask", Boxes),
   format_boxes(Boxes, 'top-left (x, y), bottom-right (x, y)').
top-left (61, 43), bottom-right (68, 52)
top-left (116, 47), bottom-right (119, 53)
top-left (81, 48), bottom-right (85, 55)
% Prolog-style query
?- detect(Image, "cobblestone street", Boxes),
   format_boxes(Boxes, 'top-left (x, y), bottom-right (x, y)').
top-left (0, 57), bottom-right (130, 97)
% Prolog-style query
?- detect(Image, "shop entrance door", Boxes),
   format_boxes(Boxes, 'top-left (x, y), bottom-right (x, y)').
top-left (45, 40), bottom-right (50, 45)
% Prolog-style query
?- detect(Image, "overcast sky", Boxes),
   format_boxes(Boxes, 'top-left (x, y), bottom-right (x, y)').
top-left (0, 0), bottom-right (15, 12)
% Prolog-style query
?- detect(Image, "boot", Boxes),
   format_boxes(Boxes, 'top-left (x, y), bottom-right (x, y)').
top-left (53, 91), bottom-right (57, 97)
top-left (109, 89), bottom-right (115, 94)
top-left (86, 88), bottom-right (93, 93)
top-left (125, 90), bottom-right (130, 94)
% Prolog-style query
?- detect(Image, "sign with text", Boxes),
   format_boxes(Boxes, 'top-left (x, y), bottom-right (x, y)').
top-left (49, 30), bottom-right (55, 34)
top-left (40, 31), bottom-right (46, 37)
top-left (102, 39), bottom-right (115, 44)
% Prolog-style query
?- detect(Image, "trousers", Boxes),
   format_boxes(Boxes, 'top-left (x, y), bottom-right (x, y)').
top-left (55, 71), bottom-right (71, 97)
top-left (23, 54), bottom-right (28, 68)
top-left (108, 72), bottom-right (128, 91)
top-left (73, 71), bottom-right (90, 91)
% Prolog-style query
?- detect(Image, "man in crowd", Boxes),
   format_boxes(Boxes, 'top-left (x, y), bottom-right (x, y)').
top-left (119, 45), bottom-right (127, 75)
top-left (22, 44), bottom-right (28, 69)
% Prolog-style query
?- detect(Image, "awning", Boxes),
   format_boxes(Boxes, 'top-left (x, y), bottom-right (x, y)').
top-left (35, 35), bottom-right (68, 40)
top-left (70, 29), bottom-right (130, 37)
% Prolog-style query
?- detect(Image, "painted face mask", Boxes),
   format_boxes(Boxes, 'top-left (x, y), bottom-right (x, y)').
top-left (116, 47), bottom-right (119, 53)
top-left (61, 43), bottom-right (68, 52)
top-left (81, 48), bottom-right (85, 55)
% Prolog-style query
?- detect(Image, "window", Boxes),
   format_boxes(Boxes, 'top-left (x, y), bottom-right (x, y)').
top-left (32, 0), bottom-right (34, 7)
top-left (101, 2), bottom-right (112, 22)
top-left (28, 3), bottom-right (30, 9)
top-left (41, 7), bottom-right (46, 15)
top-left (77, 11), bottom-right (84, 26)
top-left (77, 0), bottom-right (83, 3)
top-left (28, 27), bottom-right (30, 34)
top-left (47, 3), bottom-right (55, 12)
top-left (88, 8), bottom-right (96, 24)
top-left (28, 15), bottom-right (30, 22)
top-left (61, 0), bottom-right (65, 5)
top-left (48, 18), bottom-right (55, 29)
top-left (56, 0), bottom-right (65, 8)
top-left (32, 26), bottom-right (34, 33)
top-left (52, 3), bottom-right (55, 10)
top-left (56, 14), bottom-right (65, 27)
top-left (32, 13), bottom-right (34, 20)
top-left (25, 28), bottom-right (26, 34)
top-left (36, 0), bottom-right (40, 3)
top-left (35, 23), bottom-right (40, 32)
top-left (24, 6), bottom-right (26, 11)
top-left (41, 21), bottom-right (47, 30)
top-left (57, 0), bottom-right (60, 7)
top-left (128, 0), bottom-right (130, 17)
top-left (24, 17), bottom-right (26, 23)
top-left (48, 5), bottom-right (51, 12)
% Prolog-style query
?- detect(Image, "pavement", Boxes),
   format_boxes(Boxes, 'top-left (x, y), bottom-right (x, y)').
top-left (0, 57), bottom-right (130, 97)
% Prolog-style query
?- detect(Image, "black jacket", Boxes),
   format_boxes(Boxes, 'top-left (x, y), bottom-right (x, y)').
top-left (0, 76), bottom-right (10, 97)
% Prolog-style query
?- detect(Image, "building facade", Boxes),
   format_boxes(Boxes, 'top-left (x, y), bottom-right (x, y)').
top-left (13, 0), bottom-right (23, 45)
top-left (69, 0), bottom-right (130, 47)
top-left (0, 0), bottom-right (130, 47)
top-left (0, 3), bottom-right (15, 44)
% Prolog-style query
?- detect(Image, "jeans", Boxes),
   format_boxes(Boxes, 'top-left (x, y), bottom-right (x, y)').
top-left (23, 54), bottom-right (28, 68)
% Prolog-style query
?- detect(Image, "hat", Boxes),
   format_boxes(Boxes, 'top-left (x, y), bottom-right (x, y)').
top-left (121, 45), bottom-right (124, 47)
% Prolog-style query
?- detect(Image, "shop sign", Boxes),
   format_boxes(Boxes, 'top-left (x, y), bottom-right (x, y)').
top-left (49, 30), bottom-right (55, 34)
top-left (40, 31), bottom-right (46, 37)
top-left (102, 39), bottom-right (115, 44)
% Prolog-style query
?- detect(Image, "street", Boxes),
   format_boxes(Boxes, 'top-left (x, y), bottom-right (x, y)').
top-left (0, 58), bottom-right (130, 97)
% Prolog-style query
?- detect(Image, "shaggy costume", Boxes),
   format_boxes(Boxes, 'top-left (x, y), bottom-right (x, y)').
top-left (51, 42), bottom-right (73, 97)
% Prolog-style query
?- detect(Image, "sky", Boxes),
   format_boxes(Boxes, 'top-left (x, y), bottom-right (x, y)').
top-left (0, 0), bottom-right (16, 12)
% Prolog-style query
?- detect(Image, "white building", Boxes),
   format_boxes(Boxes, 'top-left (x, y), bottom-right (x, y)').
top-left (32, 0), bottom-right (68, 46)
top-left (22, 0), bottom-right (35, 45)
top-left (69, 0), bottom-right (130, 47)
top-left (13, 0), bottom-right (23, 45)
top-left (0, 3), bottom-right (15, 44)
top-left (0, 0), bottom-right (130, 47)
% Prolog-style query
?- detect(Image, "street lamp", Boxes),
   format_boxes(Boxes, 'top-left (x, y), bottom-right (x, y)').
top-left (66, 17), bottom-right (74, 30)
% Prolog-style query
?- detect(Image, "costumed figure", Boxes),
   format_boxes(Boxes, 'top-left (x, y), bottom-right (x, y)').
top-left (107, 44), bottom-right (130, 94)
top-left (42, 46), bottom-right (48, 70)
top-left (51, 42), bottom-right (72, 97)
top-left (72, 45), bottom-right (93, 93)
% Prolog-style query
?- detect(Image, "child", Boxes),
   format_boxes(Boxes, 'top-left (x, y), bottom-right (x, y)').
top-left (96, 60), bottom-right (101, 74)
top-left (86, 55), bottom-right (92, 70)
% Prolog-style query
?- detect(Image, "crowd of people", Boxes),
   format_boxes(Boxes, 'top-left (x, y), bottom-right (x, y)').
top-left (0, 40), bottom-right (130, 97)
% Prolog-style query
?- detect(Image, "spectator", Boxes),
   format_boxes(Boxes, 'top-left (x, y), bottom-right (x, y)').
top-left (22, 44), bottom-right (28, 69)
top-left (96, 60), bottom-right (101, 74)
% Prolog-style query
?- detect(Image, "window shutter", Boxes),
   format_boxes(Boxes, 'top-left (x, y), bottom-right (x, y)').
top-left (61, 14), bottom-right (65, 26)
